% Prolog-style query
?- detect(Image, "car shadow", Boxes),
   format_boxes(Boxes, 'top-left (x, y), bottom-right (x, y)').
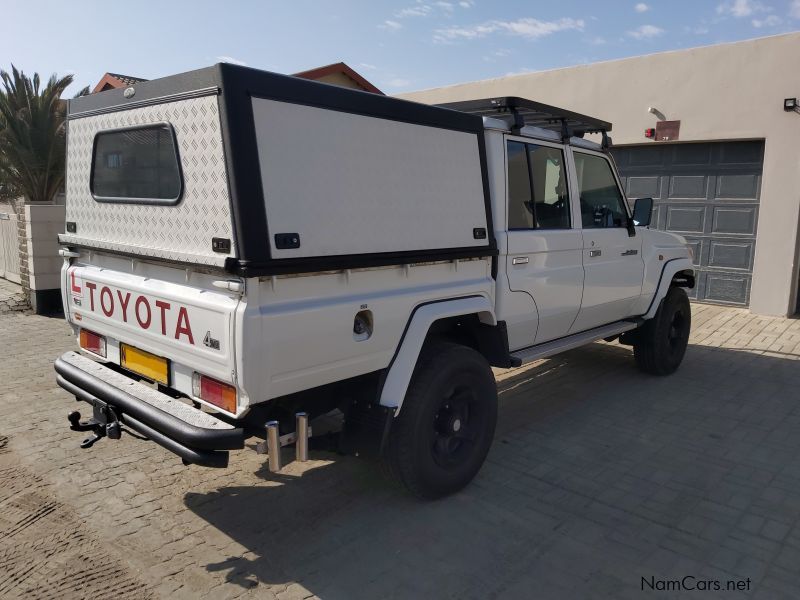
top-left (185, 341), bottom-right (800, 599)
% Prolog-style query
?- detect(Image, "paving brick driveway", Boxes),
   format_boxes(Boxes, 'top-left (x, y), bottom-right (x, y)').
top-left (1, 304), bottom-right (799, 599)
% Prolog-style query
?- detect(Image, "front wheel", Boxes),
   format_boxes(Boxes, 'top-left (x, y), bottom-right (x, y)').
top-left (634, 286), bottom-right (691, 375)
top-left (383, 341), bottom-right (497, 499)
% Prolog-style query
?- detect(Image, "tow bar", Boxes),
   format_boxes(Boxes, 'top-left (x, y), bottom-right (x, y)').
top-left (67, 397), bottom-right (122, 448)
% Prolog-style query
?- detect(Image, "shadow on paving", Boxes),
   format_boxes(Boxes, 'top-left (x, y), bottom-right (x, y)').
top-left (185, 343), bottom-right (800, 600)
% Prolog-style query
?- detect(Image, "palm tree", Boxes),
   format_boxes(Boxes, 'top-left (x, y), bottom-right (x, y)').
top-left (0, 66), bottom-right (77, 212)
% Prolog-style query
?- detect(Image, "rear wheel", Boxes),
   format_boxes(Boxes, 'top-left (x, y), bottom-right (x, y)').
top-left (383, 341), bottom-right (497, 499)
top-left (634, 286), bottom-right (691, 375)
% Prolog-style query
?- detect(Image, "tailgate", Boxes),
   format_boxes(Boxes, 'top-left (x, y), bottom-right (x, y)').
top-left (66, 263), bottom-right (239, 387)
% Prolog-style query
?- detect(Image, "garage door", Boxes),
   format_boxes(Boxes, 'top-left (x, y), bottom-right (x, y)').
top-left (611, 141), bottom-right (763, 306)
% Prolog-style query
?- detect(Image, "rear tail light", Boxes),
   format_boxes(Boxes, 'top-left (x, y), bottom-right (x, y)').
top-left (192, 372), bottom-right (237, 413)
top-left (79, 329), bottom-right (106, 358)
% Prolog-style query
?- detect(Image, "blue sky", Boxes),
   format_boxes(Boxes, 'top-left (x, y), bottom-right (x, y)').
top-left (3, 0), bottom-right (800, 95)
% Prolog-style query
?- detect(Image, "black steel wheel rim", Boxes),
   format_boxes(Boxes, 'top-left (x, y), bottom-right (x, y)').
top-left (668, 307), bottom-right (688, 350)
top-left (431, 383), bottom-right (484, 469)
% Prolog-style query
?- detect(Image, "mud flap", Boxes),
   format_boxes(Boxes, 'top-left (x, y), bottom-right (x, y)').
top-left (339, 400), bottom-right (395, 459)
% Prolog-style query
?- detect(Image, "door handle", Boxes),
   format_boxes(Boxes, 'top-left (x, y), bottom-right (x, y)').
top-left (512, 256), bottom-right (529, 265)
top-left (589, 250), bottom-right (602, 257)
top-left (621, 249), bottom-right (638, 256)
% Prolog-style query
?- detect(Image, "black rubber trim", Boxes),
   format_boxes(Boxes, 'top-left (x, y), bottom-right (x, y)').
top-left (638, 258), bottom-right (694, 318)
top-left (59, 374), bottom-right (229, 468)
top-left (55, 355), bottom-right (245, 451)
top-left (476, 131), bottom-right (498, 279)
top-left (226, 246), bottom-right (498, 277)
top-left (216, 63), bottom-right (269, 267)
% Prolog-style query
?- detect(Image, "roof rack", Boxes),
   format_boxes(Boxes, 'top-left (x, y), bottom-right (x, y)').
top-left (437, 96), bottom-right (612, 148)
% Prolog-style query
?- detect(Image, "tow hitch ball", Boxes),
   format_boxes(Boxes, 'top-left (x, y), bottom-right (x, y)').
top-left (68, 403), bottom-right (121, 449)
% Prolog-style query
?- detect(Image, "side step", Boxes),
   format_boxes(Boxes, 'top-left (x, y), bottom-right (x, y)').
top-left (510, 321), bottom-right (639, 366)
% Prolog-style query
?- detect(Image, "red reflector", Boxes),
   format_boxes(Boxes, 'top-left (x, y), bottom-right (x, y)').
top-left (79, 329), bottom-right (106, 357)
top-left (193, 373), bottom-right (237, 413)
top-left (644, 128), bottom-right (656, 139)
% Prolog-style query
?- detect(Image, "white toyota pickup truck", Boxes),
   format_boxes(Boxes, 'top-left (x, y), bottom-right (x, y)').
top-left (55, 64), bottom-right (694, 498)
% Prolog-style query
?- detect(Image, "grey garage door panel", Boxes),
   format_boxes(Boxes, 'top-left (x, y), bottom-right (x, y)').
top-left (716, 173), bottom-right (761, 199)
top-left (655, 202), bottom-right (759, 236)
top-left (663, 204), bottom-right (706, 233)
top-left (627, 175), bottom-right (661, 199)
top-left (612, 140), bottom-right (763, 307)
top-left (682, 236), bottom-right (754, 272)
top-left (707, 238), bottom-right (755, 271)
top-left (669, 175), bottom-right (708, 199)
top-left (711, 205), bottom-right (758, 235)
top-left (703, 272), bottom-right (752, 305)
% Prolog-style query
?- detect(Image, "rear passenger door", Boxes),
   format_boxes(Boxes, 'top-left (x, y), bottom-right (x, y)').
top-left (569, 150), bottom-right (644, 333)
top-left (505, 139), bottom-right (584, 345)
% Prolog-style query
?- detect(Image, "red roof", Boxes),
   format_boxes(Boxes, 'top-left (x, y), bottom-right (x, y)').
top-left (92, 63), bottom-right (382, 95)
top-left (293, 62), bottom-right (383, 94)
top-left (92, 72), bottom-right (148, 94)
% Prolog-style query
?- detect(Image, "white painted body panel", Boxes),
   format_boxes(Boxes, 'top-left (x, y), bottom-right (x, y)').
top-left (62, 252), bottom-right (494, 417)
top-left (251, 98), bottom-right (489, 259)
top-left (237, 259), bottom-right (494, 403)
top-left (61, 251), bottom-right (244, 415)
top-left (507, 229), bottom-right (584, 345)
top-left (570, 226), bottom-right (645, 332)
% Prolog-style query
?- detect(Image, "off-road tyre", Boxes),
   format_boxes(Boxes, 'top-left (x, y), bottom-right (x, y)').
top-left (383, 341), bottom-right (497, 499)
top-left (634, 286), bottom-right (691, 375)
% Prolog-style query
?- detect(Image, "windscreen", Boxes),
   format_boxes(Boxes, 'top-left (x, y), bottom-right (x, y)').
top-left (91, 124), bottom-right (182, 203)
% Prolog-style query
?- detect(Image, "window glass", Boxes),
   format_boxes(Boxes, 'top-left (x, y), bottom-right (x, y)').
top-left (507, 141), bottom-right (570, 230)
top-left (91, 124), bottom-right (182, 203)
top-left (574, 153), bottom-right (628, 228)
top-left (507, 141), bottom-right (533, 229)
top-left (528, 145), bottom-right (570, 229)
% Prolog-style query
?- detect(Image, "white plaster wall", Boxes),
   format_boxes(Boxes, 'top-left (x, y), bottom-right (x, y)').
top-left (25, 204), bottom-right (65, 291)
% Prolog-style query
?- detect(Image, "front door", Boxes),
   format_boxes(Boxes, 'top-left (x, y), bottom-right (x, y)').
top-left (570, 150), bottom-right (644, 332)
top-left (505, 140), bottom-right (584, 346)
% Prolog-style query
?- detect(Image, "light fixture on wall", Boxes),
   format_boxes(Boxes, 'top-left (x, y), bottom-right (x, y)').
top-left (784, 98), bottom-right (798, 113)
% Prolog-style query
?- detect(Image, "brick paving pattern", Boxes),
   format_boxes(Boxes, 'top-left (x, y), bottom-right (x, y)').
top-left (0, 304), bottom-right (799, 599)
top-left (0, 279), bottom-right (27, 314)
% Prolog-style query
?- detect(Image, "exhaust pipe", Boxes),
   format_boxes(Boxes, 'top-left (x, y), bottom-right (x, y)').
top-left (266, 420), bottom-right (281, 472)
top-left (296, 412), bottom-right (308, 462)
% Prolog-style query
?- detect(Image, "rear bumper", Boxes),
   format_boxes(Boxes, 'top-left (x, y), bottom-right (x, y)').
top-left (55, 351), bottom-right (246, 467)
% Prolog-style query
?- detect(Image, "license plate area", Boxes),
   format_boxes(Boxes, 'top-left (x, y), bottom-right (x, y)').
top-left (120, 343), bottom-right (169, 385)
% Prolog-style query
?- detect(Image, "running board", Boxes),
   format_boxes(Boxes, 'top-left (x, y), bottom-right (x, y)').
top-left (510, 321), bottom-right (639, 366)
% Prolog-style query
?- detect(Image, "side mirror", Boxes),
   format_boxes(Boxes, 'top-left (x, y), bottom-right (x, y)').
top-left (632, 197), bottom-right (654, 227)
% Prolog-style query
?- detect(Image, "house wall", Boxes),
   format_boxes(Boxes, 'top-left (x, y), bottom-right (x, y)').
top-left (24, 203), bottom-right (65, 313)
top-left (399, 33), bottom-right (800, 316)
